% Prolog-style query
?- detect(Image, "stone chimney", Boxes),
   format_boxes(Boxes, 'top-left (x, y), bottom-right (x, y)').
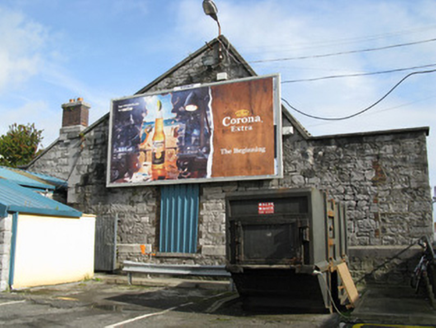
top-left (58, 98), bottom-right (91, 204)
top-left (61, 97), bottom-right (90, 128)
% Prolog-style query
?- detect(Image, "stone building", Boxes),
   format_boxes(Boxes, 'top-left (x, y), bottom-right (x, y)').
top-left (26, 36), bottom-right (433, 284)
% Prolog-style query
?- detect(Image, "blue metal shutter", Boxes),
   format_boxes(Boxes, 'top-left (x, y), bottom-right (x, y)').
top-left (160, 184), bottom-right (199, 253)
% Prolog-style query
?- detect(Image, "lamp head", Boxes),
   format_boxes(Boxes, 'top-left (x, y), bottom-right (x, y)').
top-left (203, 0), bottom-right (219, 22)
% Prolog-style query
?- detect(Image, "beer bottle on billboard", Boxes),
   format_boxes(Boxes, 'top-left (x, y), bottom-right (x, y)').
top-left (152, 100), bottom-right (166, 180)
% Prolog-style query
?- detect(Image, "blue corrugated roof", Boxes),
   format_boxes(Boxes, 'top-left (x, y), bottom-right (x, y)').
top-left (0, 167), bottom-right (65, 191)
top-left (0, 178), bottom-right (81, 218)
top-left (28, 171), bottom-right (68, 188)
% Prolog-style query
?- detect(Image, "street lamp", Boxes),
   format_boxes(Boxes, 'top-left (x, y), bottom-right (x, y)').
top-left (203, 0), bottom-right (221, 36)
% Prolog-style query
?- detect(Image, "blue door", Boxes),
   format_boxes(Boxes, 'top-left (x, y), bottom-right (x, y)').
top-left (160, 184), bottom-right (199, 253)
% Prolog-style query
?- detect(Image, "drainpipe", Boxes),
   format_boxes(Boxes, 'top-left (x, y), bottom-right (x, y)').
top-left (8, 212), bottom-right (18, 289)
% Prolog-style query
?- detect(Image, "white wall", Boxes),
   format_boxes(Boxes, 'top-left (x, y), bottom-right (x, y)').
top-left (12, 214), bottom-right (95, 289)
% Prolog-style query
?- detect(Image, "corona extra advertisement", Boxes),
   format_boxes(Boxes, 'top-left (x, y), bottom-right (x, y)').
top-left (107, 74), bottom-right (282, 187)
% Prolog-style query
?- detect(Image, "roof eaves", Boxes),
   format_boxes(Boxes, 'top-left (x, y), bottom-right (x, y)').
top-left (0, 166), bottom-right (56, 190)
top-left (80, 112), bottom-right (109, 136)
top-left (281, 106), bottom-right (311, 139)
top-left (46, 36), bottom-right (258, 141)
top-left (28, 171), bottom-right (68, 189)
top-left (22, 137), bottom-right (61, 169)
top-left (0, 179), bottom-right (82, 218)
top-left (216, 35), bottom-right (257, 77)
top-left (309, 126), bottom-right (430, 140)
top-left (6, 205), bottom-right (82, 218)
top-left (11, 167), bottom-right (57, 189)
top-left (135, 35), bottom-right (257, 95)
top-left (135, 45), bottom-right (210, 95)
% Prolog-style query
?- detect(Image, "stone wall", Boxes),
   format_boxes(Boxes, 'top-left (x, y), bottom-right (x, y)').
top-left (281, 129), bottom-right (433, 246)
top-left (26, 37), bottom-right (433, 284)
top-left (28, 112), bottom-right (432, 283)
top-left (0, 215), bottom-right (12, 291)
top-left (278, 128), bottom-right (433, 284)
top-left (191, 126), bottom-right (432, 284)
top-left (348, 245), bottom-right (423, 285)
top-left (138, 41), bottom-right (254, 94)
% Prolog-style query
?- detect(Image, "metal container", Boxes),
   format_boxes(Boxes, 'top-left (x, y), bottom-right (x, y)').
top-left (225, 187), bottom-right (348, 312)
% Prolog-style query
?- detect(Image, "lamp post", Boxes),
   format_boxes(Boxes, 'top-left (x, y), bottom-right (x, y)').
top-left (203, 0), bottom-right (221, 36)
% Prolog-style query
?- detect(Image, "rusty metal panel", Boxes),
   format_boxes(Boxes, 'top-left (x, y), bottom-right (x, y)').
top-left (160, 184), bottom-right (199, 253)
top-left (94, 214), bottom-right (117, 272)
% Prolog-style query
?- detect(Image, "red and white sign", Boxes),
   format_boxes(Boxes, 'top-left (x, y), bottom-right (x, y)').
top-left (258, 202), bottom-right (274, 214)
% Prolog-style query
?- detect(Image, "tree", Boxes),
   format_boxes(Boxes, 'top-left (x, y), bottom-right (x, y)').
top-left (0, 123), bottom-right (44, 168)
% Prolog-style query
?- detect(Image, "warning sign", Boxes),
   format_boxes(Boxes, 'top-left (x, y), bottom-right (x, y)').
top-left (258, 202), bottom-right (274, 214)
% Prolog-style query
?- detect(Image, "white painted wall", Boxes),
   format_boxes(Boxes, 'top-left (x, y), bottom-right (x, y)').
top-left (12, 214), bottom-right (95, 289)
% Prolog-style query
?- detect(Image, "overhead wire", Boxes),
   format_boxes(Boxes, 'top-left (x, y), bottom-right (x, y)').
top-left (281, 69), bottom-right (436, 121)
top-left (236, 27), bottom-right (436, 122)
top-left (281, 63), bottom-right (436, 83)
top-left (306, 95), bottom-right (436, 130)
top-left (239, 24), bottom-right (436, 55)
top-left (249, 37), bottom-right (436, 63)
top-left (180, 32), bottom-right (436, 87)
top-left (209, 34), bottom-right (436, 123)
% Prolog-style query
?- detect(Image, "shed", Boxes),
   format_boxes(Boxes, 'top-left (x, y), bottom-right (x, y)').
top-left (0, 177), bottom-right (95, 290)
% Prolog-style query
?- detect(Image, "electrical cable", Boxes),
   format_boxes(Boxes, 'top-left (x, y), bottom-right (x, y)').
top-left (312, 270), bottom-right (352, 319)
top-left (239, 24), bottom-right (436, 55)
top-left (281, 63), bottom-right (436, 84)
top-left (282, 69), bottom-right (436, 121)
top-left (249, 37), bottom-right (436, 64)
top-left (217, 38), bottom-right (247, 68)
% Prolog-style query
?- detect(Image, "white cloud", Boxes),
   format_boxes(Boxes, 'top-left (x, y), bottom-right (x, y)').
top-left (0, 6), bottom-right (48, 92)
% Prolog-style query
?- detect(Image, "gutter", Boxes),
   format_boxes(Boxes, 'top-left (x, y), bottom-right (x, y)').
top-left (0, 204), bottom-right (81, 219)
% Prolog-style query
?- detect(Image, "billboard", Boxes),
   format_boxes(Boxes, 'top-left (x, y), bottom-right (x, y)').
top-left (107, 74), bottom-right (282, 187)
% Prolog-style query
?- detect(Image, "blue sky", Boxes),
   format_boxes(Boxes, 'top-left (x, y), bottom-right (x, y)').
top-left (1, 0), bottom-right (436, 201)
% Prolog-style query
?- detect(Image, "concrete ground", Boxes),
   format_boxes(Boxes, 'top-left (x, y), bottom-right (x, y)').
top-left (0, 274), bottom-right (435, 327)
top-left (348, 283), bottom-right (436, 327)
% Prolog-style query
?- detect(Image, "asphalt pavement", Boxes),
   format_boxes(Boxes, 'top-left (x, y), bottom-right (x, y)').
top-left (0, 276), bottom-right (338, 327)
top-left (0, 274), bottom-right (435, 327)
top-left (100, 273), bottom-right (436, 326)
